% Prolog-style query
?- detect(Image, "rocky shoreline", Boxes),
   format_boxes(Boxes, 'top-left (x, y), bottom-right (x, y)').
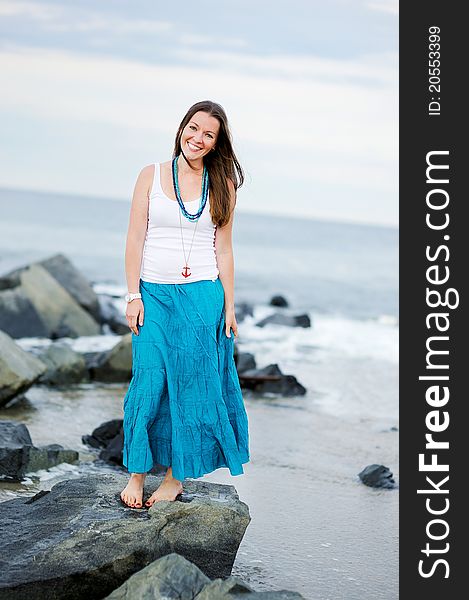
top-left (1, 253), bottom-right (308, 408)
top-left (0, 254), bottom-right (312, 598)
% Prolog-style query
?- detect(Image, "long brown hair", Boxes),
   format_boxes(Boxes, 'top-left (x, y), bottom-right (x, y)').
top-left (172, 100), bottom-right (244, 227)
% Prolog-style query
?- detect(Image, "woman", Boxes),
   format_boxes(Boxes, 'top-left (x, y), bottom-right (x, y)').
top-left (120, 100), bottom-right (250, 509)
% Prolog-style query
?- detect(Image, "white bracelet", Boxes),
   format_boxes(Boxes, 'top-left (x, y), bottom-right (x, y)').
top-left (125, 292), bottom-right (142, 303)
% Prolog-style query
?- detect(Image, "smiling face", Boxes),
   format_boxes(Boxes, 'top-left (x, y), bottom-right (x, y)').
top-left (181, 111), bottom-right (220, 160)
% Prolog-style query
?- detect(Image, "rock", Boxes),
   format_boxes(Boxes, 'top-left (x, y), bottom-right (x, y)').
top-left (197, 577), bottom-right (304, 599)
top-left (239, 364), bottom-right (307, 397)
top-left (105, 552), bottom-right (305, 599)
top-left (0, 330), bottom-right (47, 407)
top-left (82, 418), bottom-right (124, 450)
top-left (235, 350), bottom-right (257, 374)
top-left (91, 334), bottom-right (132, 382)
top-left (235, 302), bottom-right (254, 323)
top-left (358, 464), bottom-right (396, 489)
top-left (24, 444), bottom-right (79, 476)
top-left (98, 294), bottom-right (129, 334)
top-left (0, 420), bottom-right (78, 481)
top-left (99, 427), bottom-right (125, 466)
top-left (0, 285), bottom-right (47, 338)
top-left (82, 420), bottom-right (166, 473)
top-left (0, 473), bottom-right (251, 598)
top-left (104, 552), bottom-right (210, 599)
top-left (34, 342), bottom-right (89, 385)
top-left (255, 313), bottom-right (311, 328)
top-left (39, 253), bottom-right (102, 323)
top-left (0, 263), bottom-right (101, 339)
top-left (269, 295), bottom-right (289, 307)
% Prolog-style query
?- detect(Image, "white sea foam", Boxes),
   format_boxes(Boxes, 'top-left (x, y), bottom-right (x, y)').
top-left (17, 333), bottom-right (120, 354)
top-left (237, 305), bottom-right (398, 367)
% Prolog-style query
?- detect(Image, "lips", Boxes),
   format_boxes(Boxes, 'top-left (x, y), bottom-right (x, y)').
top-left (187, 141), bottom-right (202, 152)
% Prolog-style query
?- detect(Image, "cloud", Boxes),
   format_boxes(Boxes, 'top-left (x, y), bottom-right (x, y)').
top-left (0, 44), bottom-right (397, 154)
top-left (0, 42), bottom-right (397, 225)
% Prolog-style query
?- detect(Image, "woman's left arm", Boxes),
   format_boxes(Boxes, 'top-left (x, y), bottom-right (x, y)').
top-left (215, 179), bottom-right (238, 339)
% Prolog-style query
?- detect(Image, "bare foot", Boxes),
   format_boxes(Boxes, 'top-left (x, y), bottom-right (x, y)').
top-left (120, 473), bottom-right (146, 508)
top-left (145, 468), bottom-right (183, 507)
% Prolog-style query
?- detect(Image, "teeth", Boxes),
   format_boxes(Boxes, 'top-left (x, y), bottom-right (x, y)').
top-left (188, 142), bottom-right (202, 151)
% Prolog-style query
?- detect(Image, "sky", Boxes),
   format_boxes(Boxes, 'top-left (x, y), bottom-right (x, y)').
top-left (0, 0), bottom-right (398, 226)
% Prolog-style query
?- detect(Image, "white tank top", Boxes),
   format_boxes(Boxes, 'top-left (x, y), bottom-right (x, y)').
top-left (139, 162), bottom-right (219, 284)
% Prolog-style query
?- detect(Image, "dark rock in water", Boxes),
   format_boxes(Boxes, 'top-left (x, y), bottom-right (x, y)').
top-left (99, 427), bottom-right (125, 466)
top-left (270, 294), bottom-right (289, 307)
top-left (82, 420), bottom-right (165, 473)
top-left (104, 552), bottom-right (305, 599)
top-left (83, 419), bottom-right (125, 466)
top-left (83, 419), bottom-right (124, 449)
top-left (358, 464), bottom-right (396, 489)
top-left (256, 313), bottom-right (311, 328)
top-left (82, 419), bottom-right (125, 465)
top-left (235, 351), bottom-right (257, 374)
top-left (90, 334), bottom-right (132, 382)
top-left (0, 420), bottom-right (78, 481)
top-left (0, 263), bottom-right (101, 339)
top-left (34, 342), bottom-right (89, 385)
top-left (39, 253), bottom-right (102, 323)
top-left (239, 364), bottom-right (307, 397)
top-left (235, 301), bottom-right (254, 323)
top-left (0, 473), bottom-right (251, 599)
top-left (0, 331), bottom-right (47, 406)
top-left (98, 293), bottom-right (129, 335)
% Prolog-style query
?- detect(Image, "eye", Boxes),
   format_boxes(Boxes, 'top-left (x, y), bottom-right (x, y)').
top-left (189, 125), bottom-right (196, 131)
top-left (206, 133), bottom-right (213, 139)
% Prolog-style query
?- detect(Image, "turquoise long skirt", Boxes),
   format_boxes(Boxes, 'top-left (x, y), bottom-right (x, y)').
top-left (122, 276), bottom-right (250, 482)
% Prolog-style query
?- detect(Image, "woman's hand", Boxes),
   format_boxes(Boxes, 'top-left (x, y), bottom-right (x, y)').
top-left (225, 307), bottom-right (238, 338)
top-left (126, 299), bottom-right (144, 335)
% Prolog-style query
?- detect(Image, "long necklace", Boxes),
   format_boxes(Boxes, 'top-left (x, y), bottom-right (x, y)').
top-left (172, 156), bottom-right (210, 278)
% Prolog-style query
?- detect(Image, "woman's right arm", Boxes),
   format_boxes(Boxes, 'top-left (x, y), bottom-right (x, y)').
top-left (125, 164), bottom-right (153, 335)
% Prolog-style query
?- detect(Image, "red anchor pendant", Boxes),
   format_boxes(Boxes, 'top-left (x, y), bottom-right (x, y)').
top-left (182, 265), bottom-right (191, 278)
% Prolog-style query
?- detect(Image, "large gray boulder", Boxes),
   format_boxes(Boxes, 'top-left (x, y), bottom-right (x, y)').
top-left (0, 473), bottom-right (251, 599)
top-left (0, 263), bottom-right (101, 339)
top-left (0, 420), bottom-right (79, 481)
top-left (39, 253), bottom-right (102, 322)
top-left (0, 330), bottom-right (47, 407)
top-left (0, 253), bottom-right (101, 323)
top-left (105, 552), bottom-right (304, 599)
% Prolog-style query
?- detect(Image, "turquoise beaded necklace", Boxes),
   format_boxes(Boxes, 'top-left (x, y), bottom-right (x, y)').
top-left (172, 155), bottom-right (209, 221)
top-left (172, 155), bottom-right (210, 278)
